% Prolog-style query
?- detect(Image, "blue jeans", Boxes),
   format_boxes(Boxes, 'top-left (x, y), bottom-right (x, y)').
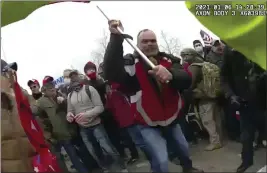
top-left (128, 123), bottom-right (192, 172)
top-left (54, 140), bottom-right (88, 173)
top-left (80, 124), bottom-right (126, 170)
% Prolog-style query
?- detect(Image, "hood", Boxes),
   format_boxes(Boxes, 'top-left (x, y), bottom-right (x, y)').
top-left (84, 61), bottom-right (96, 73)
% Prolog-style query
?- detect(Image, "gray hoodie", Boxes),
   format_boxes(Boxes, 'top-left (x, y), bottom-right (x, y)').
top-left (67, 85), bottom-right (104, 127)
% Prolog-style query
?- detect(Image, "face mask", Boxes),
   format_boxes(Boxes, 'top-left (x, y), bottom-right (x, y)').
top-left (64, 78), bottom-right (70, 84)
top-left (195, 46), bottom-right (203, 53)
top-left (87, 72), bottom-right (97, 80)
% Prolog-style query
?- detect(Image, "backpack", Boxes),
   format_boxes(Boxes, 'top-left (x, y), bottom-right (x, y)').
top-left (191, 62), bottom-right (221, 98)
top-left (68, 85), bottom-right (92, 101)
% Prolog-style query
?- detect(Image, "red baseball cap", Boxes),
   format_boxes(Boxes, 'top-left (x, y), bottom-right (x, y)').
top-left (42, 76), bottom-right (54, 85)
top-left (27, 79), bottom-right (40, 87)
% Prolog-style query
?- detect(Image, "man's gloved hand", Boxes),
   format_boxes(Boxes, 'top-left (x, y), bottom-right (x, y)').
top-left (230, 95), bottom-right (241, 109)
top-left (108, 19), bottom-right (124, 34)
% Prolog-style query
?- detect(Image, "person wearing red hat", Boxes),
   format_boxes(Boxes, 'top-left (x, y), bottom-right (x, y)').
top-left (32, 75), bottom-right (89, 173)
top-left (27, 79), bottom-right (43, 100)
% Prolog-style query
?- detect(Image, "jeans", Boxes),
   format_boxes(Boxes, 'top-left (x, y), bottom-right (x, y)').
top-left (127, 125), bottom-right (152, 162)
top-left (128, 123), bottom-right (192, 172)
top-left (80, 124), bottom-right (126, 170)
top-left (54, 140), bottom-right (88, 173)
top-left (120, 128), bottom-right (139, 158)
top-left (72, 134), bottom-right (99, 170)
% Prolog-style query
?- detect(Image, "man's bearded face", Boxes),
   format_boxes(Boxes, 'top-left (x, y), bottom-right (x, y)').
top-left (212, 41), bottom-right (225, 55)
top-left (180, 52), bottom-right (195, 64)
top-left (137, 30), bottom-right (159, 57)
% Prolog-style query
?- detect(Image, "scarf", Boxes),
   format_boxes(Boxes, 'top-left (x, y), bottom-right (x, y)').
top-left (32, 92), bottom-right (43, 100)
top-left (68, 81), bottom-right (83, 93)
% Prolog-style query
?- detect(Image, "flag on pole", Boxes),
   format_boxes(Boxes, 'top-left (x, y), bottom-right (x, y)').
top-left (1, 1), bottom-right (90, 27)
top-left (13, 77), bottom-right (62, 172)
top-left (49, 1), bottom-right (90, 4)
top-left (200, 30), bottom-right (214, 47)
top-left (185, 1), bottom-right (266, 70)
top-left (13, 78), bottom-right (48, 152)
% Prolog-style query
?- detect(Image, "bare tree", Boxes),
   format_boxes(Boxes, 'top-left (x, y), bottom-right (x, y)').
top-left (91, 29), bottom-right (109, 67)
top-left (159, 30), bottom-right (183, 57)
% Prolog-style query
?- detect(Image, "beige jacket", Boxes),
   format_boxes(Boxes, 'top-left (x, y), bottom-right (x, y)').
top-left (1, 89), bottom-right (36, 172)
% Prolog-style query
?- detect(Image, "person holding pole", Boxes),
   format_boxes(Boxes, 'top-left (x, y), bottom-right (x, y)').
top-left (103, 20), bottom-right (203, 173)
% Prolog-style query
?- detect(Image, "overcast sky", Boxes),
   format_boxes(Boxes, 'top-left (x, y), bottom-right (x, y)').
top-left (1, 1), bottom-right (218, 91)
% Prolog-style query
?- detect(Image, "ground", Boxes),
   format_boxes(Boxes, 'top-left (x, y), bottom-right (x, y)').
top-left (63, 139), bottom-right (266, 172)
top-left (127, 140), bottom-right (266, 172)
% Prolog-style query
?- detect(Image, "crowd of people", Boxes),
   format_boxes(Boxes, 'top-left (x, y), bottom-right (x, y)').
top-left (1, 19), bottom-right (266, 173)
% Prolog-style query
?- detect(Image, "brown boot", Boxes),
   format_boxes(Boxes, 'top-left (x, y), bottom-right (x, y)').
top-left (204, 143), bottom-right (222, 151)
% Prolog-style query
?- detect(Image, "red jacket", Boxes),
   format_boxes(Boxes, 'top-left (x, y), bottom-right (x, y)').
top-left (129, 57), bottom-right (183, 126)
top-left (106, 88), bottom-right (134, 128)
top-left (183, 62), bottom-right (192, 77)
top-left (104, 35), bottom-right (192, 127)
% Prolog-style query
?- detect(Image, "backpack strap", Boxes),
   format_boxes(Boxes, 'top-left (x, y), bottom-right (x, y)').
top-left (85, 85), bottom-right (92, 100)
top-left (191, 62), bottom-right (205, 66)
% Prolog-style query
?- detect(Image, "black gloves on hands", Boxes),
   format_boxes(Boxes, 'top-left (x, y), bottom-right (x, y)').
top-left (230, 95), bottom-right (241, 110)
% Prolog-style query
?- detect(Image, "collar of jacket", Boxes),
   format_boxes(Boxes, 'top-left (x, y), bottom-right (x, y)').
top-left (132, 51), bottom-right (179, 62)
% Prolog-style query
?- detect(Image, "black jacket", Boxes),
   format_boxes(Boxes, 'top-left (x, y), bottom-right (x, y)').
top-left (205, 51), bottom-right (223, 68)
top-left (220, 46), bottom-right (265, 109)
top-left (103, 34), bottom-right (191, 96)
top-left (86, 78), bottom-right (107, 105)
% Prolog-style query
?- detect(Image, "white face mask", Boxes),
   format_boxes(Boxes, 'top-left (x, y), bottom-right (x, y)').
top-left (64, 78), bottom-right (70, 84)
top-left (195, 46), bottom-right (203, 53)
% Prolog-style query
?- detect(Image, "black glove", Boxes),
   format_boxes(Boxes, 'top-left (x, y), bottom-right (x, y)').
top-left (230, 95), bottom-right (241, 110)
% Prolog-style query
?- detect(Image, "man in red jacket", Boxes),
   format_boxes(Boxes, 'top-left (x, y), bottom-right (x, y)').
top-left (103, 20), bottom-right (203, 173)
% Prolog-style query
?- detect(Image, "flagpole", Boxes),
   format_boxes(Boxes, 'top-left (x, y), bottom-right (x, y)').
top-left (96, 6), bottom-right (171, 83)
top-left (96, 6), bottom-right (155, 70)
top-left (1, 37), bottom-right (8, 61)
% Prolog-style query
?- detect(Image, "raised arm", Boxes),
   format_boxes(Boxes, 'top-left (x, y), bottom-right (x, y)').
top-left (104, 34), bottom-right (129, 84)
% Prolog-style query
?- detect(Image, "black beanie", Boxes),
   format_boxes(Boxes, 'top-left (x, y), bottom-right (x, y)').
top-left (193, 40), bottom-right (202, 47)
